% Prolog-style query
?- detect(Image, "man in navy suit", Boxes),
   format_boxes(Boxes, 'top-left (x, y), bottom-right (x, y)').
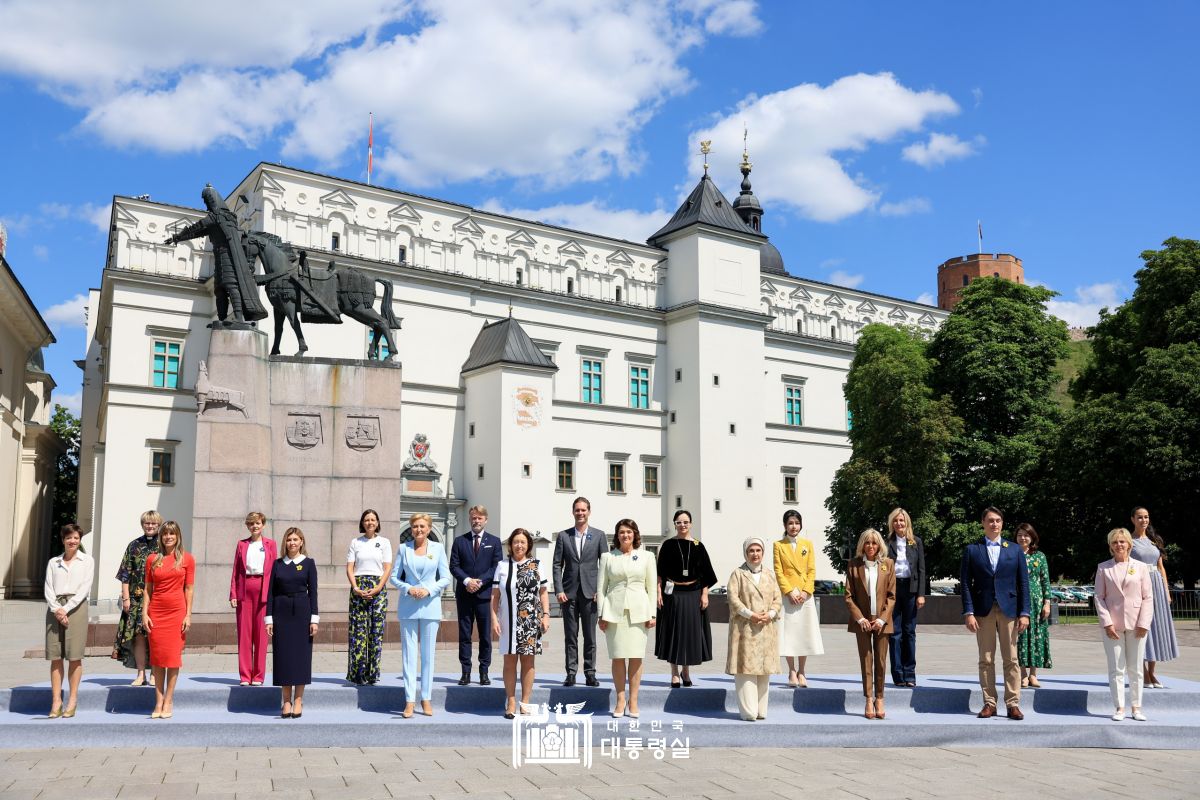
top-left (961, 506), bottom-right (1031, 719)
top-left (450, 505), bottom-right (502, 685)
top-left (552, 496), bottom-right (604, 687)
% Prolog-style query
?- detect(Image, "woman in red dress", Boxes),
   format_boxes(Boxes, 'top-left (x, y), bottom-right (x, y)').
top-left (142, 521), bottom-right (195, 719)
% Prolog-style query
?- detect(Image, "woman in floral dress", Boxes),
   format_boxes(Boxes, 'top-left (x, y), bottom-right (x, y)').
top-left (113, 510), bottom-right (163, 685)
top-left (1016, 523), bottom-right (1053, 686)
top-left (491, 528), bottom-right (550, 719)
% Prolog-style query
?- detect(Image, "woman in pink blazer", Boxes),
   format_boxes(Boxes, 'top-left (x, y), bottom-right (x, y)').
top-left (1093, 527), bottom-right (1154, 722)
top-left (230, 512), bottom-right (277, 685)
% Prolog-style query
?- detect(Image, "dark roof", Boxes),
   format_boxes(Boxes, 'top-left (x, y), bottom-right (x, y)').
top-left (760, 240), bottom-right (786, 276)
top-left (461, 317), bottom-right (558, 374)
top-left (647, 175), bottom-right (765, 246)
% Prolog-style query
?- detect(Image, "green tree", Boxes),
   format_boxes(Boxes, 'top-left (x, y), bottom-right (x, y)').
top-left (823, 324), bottom-right (960, 571)
top-left (927, 278), bottom-right (1069, 579)
top-left (49, 404), bottom-right (80, 536)
top-left (1054, 238), bottom-right (1200, 586)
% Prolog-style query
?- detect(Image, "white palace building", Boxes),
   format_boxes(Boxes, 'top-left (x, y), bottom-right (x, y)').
top-left (77, 157), bottom-right (945, 605)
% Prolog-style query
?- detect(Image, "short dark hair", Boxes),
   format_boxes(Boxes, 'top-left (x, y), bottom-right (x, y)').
top-left (359, 508), bottom-right (381, 534)
top-left (980, 506), bottom-right (1004, 523)
top-left (572, 496), bottom-right (591, 511)
top-left (507, 528), bottom-right (533, 556)
top-left (612, 519), bottom-right (642, 550)
top-left (782, 509), bottom-right (802, 527)
top-left (672, 509), bottom-right (692, 524)
top-left (60, 523), bottom-right (84, 539)
top-left (1014, 522), bottom-right (1040, 553)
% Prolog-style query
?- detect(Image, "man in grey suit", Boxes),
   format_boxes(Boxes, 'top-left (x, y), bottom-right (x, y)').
top-left (553, 496), bottom-right (604, 686)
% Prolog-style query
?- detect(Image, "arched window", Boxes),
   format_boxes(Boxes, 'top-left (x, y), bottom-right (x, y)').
top-left (993, 271), bottom-right (1000, 278)
top-left (962, 275), bottom-right (969, 287)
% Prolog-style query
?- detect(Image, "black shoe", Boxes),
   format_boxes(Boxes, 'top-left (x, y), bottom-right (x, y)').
top-left (479, 671), bottom-right (491, 686)
top-left (562, 674), bottom-right (576, 687)
top-left (458, 671), bottom-right (471, 686)
top-left (585, 674), bottom-right (600, 687)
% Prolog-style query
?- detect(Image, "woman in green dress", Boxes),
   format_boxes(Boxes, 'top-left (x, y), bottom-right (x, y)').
top-left (1016, 522), bottom-right (1052, 686)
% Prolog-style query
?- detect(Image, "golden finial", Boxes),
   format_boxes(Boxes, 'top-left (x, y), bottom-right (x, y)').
top-left (741, 125), bottom-right (751, 171)
top-left (700, 140), bottom-right (712, 175)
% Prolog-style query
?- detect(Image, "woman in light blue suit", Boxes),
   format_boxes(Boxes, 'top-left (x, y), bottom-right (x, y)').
top-left (597, 519), bottom-right (656, 718)
top-left (390, 512), bottom-right (451, 719)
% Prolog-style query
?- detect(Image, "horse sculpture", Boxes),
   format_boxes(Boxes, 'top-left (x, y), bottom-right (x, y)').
top-left (244, 231), bottom-right (401, 359)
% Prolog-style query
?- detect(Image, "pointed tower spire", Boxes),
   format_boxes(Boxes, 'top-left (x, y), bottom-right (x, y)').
top-left (732, 125), bottom-right (762, 233)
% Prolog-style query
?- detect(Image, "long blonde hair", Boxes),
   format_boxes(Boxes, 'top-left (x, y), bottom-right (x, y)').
top-left (151, 521), bottom-right (187, 571)
top-left (887, 507), bottom-right (915, 546)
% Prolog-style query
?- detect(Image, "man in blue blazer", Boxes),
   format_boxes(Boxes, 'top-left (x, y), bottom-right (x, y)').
top-left (450, 505), bottom-right (502, 685)
top-left (961, 506), bottom-right (1031, 719)
top-left (552, 496), bottom-right (604, 687)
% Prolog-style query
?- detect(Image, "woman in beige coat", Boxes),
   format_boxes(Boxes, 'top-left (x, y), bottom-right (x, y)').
top-left (726, 537), bottom-right (782, 721)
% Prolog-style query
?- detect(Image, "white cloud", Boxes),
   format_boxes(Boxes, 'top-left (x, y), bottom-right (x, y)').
top-left (42, 293), bottom-right (88, 330)
top-left (32, 245), bottom-right (49, 261)
top-left (0, 1), bottom-right (762, 189)
top-left (879, 196), bottom-right (932, 217)
top-left (693, 73), bottom-right (960, 222)
top-left (971, 87), bottom-right (983, 107)
top-left (902, 132), bottom-right (984, 169)
top-left (481, 199), bottom-right (668, 244)
top-left (54, 391), bottom-right (82, 416)
top-left (829, 270), bottom-right (865, 289)
top-left (1043, 281), bottom-right (1124, 328)
top-left (80, 202), bottom-right (112, 233)
top-left (35, 201), bottom-right (111, 232)
top-left (915, 291), bottom-right (936, 306)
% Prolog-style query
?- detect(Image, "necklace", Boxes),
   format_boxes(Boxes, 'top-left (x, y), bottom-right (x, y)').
top-left (676, 538), bottom-right (692, 578)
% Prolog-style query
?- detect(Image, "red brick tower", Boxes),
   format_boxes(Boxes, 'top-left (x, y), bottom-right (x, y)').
top-left (936, 253), bottom-right (1024, 310)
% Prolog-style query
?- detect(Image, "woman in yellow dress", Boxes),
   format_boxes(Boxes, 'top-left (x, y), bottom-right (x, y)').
top-left (772, 510), bottom-right (823, 686)
top-left (597, 519), bottom-right (657, 717)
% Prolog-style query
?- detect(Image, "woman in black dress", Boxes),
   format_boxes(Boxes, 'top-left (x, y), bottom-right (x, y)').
top-left (654, 509), bottom-right (718, 687)
top-left (266, 527), bottom-right (319, 718)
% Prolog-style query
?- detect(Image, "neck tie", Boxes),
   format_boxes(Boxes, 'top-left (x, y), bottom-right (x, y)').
top-left (474, 534), bottom-right (480, 554)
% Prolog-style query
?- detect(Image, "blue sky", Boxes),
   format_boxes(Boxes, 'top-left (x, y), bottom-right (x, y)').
top-left (2, 1), bottom-right (1198, 414)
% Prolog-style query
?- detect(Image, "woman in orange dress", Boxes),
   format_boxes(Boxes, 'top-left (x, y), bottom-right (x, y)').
top-left (142, 521), bottom-right (195, 719)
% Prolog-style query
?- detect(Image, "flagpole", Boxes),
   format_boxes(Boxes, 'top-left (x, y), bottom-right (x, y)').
top-left (367, 112), bottom-right (374, 186)
top-left (977, 220), bottom-right (983, 254)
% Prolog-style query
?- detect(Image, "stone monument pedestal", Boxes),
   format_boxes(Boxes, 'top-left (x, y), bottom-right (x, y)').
top-left (191, 328), bottom-right (402, 614)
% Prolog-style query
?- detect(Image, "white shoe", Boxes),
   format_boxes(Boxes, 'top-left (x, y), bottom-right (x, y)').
top-left (1131, 710), bottom-right (1147, 721)
top-left (1111, 710), bottom-right (1125, 721)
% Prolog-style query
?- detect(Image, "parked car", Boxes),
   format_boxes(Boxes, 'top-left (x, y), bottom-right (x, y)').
top-left (814, 580), bottom-right (841, 595)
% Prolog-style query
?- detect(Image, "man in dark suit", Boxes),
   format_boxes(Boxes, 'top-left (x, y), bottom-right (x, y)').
top-left (552, 496), bottom-right (604, 686)
top-left (449, 505), bottom-right (502, 685)
top-left (961, 506), bottom-right (1031, 719)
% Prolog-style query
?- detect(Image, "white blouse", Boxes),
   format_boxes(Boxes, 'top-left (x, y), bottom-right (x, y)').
top-left (44, 552), bottom-right (94, 613)
top-left (245, 539), bottom-right (267, 575)
top-left (864, 559), bottom-right (879, 618)
top-left (346, 535), bottom-right (392, 577)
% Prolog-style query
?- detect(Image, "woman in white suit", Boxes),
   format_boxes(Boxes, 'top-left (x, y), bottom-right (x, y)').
top-left (597, 519), bottom-right (656, 718)
top-left (390, 512), bottom-right (451, 718)
top-left (1094, 527), bottom-right (1154, 722)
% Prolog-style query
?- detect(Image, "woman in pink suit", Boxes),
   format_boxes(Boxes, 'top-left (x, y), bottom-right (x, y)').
top-left (230, 512), bottom-right (277, 685)
top-left (1094, 528), bottom-right (1154, 722)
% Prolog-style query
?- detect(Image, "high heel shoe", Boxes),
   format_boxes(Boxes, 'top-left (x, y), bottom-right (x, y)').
top-left (48, 708), bottom-right (63, 719)
top-left (1027, 676), bottom-right (1041, 688)
top-left (864, 698), bottom-right (876, 719)
top-left (787, 670), bottom-right (799, 688)
top-left (874, 698), bottom-right (885, 720)
top-left (795, 674), bottom-right (808, 688)
top-left (421, 700), bottom-right (434, 717)
top-left (62, 706), bottom-right (76, 719)
top-left (504, 698), bottom-right (516, 720)
top-left (292, 700), bottom-right (302, 719)
top-left (613, 696), bottom-right (627, 718)
top-left (281, 703), bottom-right (293, 719)
top-left (402, 703), bottom-right (415, 719)
top-left (150, 710), bottom-right (163, 719)
top-left (160, 708), bottom-right (173, 719)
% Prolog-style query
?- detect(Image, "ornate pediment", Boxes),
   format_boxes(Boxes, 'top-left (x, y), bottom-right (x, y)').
top-left (888, 306), bottom-right (909, 320)
top-left (918, 312), bottom-right (937, 325)
top-left (789, 285), bottom-right (812, 301)
top-left (557, 239), bottom-right (587, 258)
top-left (388, 202), bottom-right (423, 223)
top-left (506, 228), bottom-right (537, 247)
top-left (453, 216), bottom-right (485, 239)
top-left (165, 217), bottom-right (195, 236)
top-left (606, 249), bottom-right (634, 267)
top-left (857, 299), bottom-right (877, 314)
top-left (759, 279), bottom-right (778, 295)
top-left (255, 171), bottom-right (285, 196)
top-left (319, 189), bottom-right (357, 210)
top-left (112, 203), bottom-right (140, 229)
top-left (825, 292), bottom-right (846, 308)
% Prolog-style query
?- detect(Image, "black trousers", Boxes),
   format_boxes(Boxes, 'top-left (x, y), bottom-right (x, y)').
top-left (456, 594), bottom-right (493, 671)
top-left (561, 592), bottom-right (597, 675)
top-left (889, 583), bottom-right (919, 683)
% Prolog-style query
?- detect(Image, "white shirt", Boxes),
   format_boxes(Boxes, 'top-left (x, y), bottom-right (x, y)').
top-left (346, 535), bottom-right (392, 577)
top-left (265, 555), bottom-right (319, 625)
top-left (986, 537), bottom-right (1002, 570)
top-left (45, 552), bottom-right (94, 613)
top-left (574, 526), bottom-right (589, 554)
top-left (894, 538), bottom-right (910, 578)
top-left (245, 539), bottom-right (267, 575)
top-left (864, 559), bottom-right (879, 618)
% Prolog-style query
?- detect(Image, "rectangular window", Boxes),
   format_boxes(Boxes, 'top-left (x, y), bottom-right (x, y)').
top-left (151, 340), bottom-right (181, 389)
top-left (331, 232), bottom-right (341, 251)
top-left (714, 499), bottom-right (722, 512)
top-left (398, 245), bottom-right (408, 264)
top-left (746, 477), bottom-right (753, 489)
top-left (581, 359), bottom-right (604, 404)
top-left (785, 385), bottom-right (804, 426)
top-left (846, 405), bottom-right (853, 431)
top-left (469, 422), bottom-right (476, 438)
top-left (674, 368), bottom-right (682, 382)
top-left (515, 268), bottom-right (523, 286)
top-left (629, 365), bottom-right (649, 409)
top-left (729, 423), bottom-right (736, 435)
top-left (150, 451), bottom-right (174, 485)
top-left (608, 462), bottom-right (625, 494)
top-left (669, 411), bottom-right (676, 424)
top-left (784, 475), bottom-right (798, 504)
top-left (522, 463), bottom-right (532, 478)
top-left (557, 459), bottom-right (575, 491)
top-left (567, 277), bottom-right (575, 294)
top-left (712, 374), bottom-right (720, 387)
top-left (477, 464), bottom-right (485, 479)
top-left (675, 495), bottom-right (682, 509)
top-left (643, 465), bottom-right (660, 496)
top-left (614, 286), bottom-right (622, 303)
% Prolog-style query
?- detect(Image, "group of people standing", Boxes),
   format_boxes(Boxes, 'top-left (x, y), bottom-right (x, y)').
top-left (40, 501), bottom-right (1179, 724)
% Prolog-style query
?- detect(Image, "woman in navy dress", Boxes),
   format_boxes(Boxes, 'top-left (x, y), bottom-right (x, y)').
top-left (266, 527), bottom-right (319, 718)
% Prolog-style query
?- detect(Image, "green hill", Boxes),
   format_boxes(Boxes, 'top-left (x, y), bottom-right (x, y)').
top-left (1053, 339), bottom-right (1093, 408)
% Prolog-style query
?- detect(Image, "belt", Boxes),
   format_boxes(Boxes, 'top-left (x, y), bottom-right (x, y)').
top-left (281, 590), bottom-right (309, 597)
top-left (55, 594), bottom-right (74, 604)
